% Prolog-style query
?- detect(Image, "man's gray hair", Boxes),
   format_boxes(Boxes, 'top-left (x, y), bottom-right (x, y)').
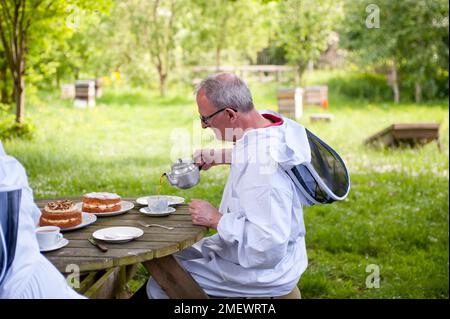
top-left (195, 73), bottom-right (254, 112)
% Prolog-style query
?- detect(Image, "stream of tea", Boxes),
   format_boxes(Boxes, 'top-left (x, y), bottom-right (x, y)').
top-left (157, 173), bottom-right (165, 195)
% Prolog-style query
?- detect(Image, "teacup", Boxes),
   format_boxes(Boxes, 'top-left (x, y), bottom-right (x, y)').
top-left (36, 226), bottom-right (62, 249)
top-left (147, 196), bottom-right (169, 213)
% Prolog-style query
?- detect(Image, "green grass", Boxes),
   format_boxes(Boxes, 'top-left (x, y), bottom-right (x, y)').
top-left (2, 73), bottom-right (449, 299)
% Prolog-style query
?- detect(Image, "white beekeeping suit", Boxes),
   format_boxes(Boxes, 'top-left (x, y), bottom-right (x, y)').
top-left (0, 141), bottom-right (85, 299)
top-left (148, 110), bottom-right (311, 298)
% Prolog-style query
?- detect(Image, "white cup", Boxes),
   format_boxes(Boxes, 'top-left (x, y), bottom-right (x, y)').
top-left (36, 226), bottom-right (62, 249)
top-left (147, 196), bottom-right (169, 213)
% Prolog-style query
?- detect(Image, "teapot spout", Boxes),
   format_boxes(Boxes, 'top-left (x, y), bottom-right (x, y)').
top-left (165, 172), bottom-right (178, 186)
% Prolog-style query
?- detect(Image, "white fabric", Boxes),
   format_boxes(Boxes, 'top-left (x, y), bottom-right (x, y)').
top-left (0, 141), bottom-right (85, 299)
top-left (147, 111), bottom-right (311, 298)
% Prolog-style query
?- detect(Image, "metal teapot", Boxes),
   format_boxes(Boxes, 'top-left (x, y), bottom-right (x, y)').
top-left (164, 159), bottom-right (200, 189)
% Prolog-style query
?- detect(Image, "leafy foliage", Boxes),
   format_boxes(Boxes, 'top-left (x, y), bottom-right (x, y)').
top-left (340, 0), bottom-right (449, 102)
top-left (275, 0), bottom-right (344, 81)
top-left (0, 110), bottom-right (34, 140)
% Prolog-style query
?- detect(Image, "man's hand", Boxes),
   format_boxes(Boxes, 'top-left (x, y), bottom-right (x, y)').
top-left (193, 149), bottom-right (231, 171)
top-left (189, 199), bottom-right (222, 229)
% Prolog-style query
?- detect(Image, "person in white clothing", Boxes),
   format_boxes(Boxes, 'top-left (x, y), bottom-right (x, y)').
top-left (0, 141), bottom-right (85, 299)
top-left (147, 73), bottom-right (311, 298)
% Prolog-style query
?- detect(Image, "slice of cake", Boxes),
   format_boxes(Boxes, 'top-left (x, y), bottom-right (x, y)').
top-left (40, 200), bottom-right (82, 229)
top-left (82, 192), bottom-right (122, 213)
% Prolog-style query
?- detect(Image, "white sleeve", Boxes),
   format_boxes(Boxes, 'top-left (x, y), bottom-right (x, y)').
top-left (217, 178), bottom-right (293, 269)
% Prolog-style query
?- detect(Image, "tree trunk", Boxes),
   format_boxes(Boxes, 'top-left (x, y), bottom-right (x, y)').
top-left (74, 67), bottom-right (80, 81)
top-left (392, 81), bottom-right (400, 104)
top-left (13, 35), bottom-right (27, 126)
top-left (159, 72), bottom-right (167, 97)
top-left (55, 67), bottom-right (60, 89)
top-left (296, 65), bottom-right (305, 87)
top-left (14, 75), bottom-right (25, 126)
top-left (392, 82), bottom-right (400, 104)
top-left (0, 63), bottom-right (8, 104)
top-left (389, 64), bottom-right (400, 104)
top-left (415, 82), bottom-right (422, 103)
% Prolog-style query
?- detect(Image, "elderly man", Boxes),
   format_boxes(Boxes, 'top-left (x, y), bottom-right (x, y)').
top-left (147, 73), bottom-right (310, 298)
top-left (0, 142), bottom-right (84, 299)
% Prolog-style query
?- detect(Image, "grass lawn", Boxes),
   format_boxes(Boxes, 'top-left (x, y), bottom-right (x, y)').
top-left (3, 72), bottom-right (449, 298)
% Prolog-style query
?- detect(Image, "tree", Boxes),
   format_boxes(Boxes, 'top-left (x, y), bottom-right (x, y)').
top-left (51, 7), bottom-right (120, 84)
top-left (123, 0), bottom-right (184, 97)
top-left (185, 0), bottom-right (274, 70)
top-left (0, 0), bottom-right (35, 126)
top-left (398, 0), bottom-right (449, 102)
top-left (341, 0), bottom-right (449, 103)
top-left (0, 0), bottom-right (108, 126)
top-left (276, 0), bottom-right (343, 84)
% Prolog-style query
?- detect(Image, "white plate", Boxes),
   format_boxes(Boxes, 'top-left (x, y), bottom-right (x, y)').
top-left (136, 195), bottom-right (185, 206)
top-left (40, 237), bottom-right (69, 253)
top-left (93, 226), bottom-right (144, 243)
top-left (76, 201), bottom-right (135, 217)
top-left (139, 206), bottom-right (176, 217)
top-left (62, 212), bottom-right (97, 232)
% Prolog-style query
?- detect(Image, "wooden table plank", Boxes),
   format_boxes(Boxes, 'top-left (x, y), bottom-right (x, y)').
top-left (66, 234), bottom-right (201, 248)
top-left (48, 256), bottom-right (114, 273)
top-left (45, 247), bottom-right (154, 258)
top-left (81, 219), bottom-right (204, 229)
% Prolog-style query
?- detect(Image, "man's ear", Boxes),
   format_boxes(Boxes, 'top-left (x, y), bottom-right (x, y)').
top-left (225, 108), bottom-right (238, 122)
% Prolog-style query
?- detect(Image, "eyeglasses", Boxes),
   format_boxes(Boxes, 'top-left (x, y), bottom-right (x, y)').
top-left (199, 107), bottom-right (237, 125)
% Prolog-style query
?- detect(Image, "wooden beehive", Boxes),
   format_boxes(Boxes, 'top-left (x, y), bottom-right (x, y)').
top-left (303, 86), bottom-right (328, 107)
top-left (364, 123), bottom-right (441, 149)
top-left (276, 88), bottom-right (303, 119)
top-left (74, 80), bottom-right (96, 108)
top-left (60, 84), bottom-right (75, 99)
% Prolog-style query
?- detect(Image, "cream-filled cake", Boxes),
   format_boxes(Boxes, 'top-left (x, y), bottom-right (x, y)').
top-left (40, 200), bottom-right (82, 228)
top-left (82, 192), bottom-right (122, 213)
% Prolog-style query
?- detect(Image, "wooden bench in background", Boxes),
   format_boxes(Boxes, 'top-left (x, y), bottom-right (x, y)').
top-left (192, 65), bottom-right (296, 85)
top-left (310, 113), bottom-right (334, 123)
top-left (364, 123), bottom-right (441, 149)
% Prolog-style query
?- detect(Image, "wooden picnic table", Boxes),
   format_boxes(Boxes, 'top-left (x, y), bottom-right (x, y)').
top-left (35, 197), bottom-right (209, 299)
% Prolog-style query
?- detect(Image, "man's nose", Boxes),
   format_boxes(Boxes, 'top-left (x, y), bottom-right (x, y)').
top-left (201, 121), bottom-right (209, 129)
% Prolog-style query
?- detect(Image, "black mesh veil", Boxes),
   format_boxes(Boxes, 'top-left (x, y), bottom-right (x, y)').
top-left (286, 129), bottom-right (350, 205)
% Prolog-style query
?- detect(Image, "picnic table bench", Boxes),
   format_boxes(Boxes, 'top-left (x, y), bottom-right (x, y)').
top-left (36, 197), bottom-right (209, 299)
top-left (309, 113), bottom-right (334, 123)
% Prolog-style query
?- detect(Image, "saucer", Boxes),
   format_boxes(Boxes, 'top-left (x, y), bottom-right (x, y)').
top-left (139, 206), bottom-right (176, 216)
top-left (136, 196), bottom-right (185, 206)
top-left (40, 237), bottom-right (69, 253)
